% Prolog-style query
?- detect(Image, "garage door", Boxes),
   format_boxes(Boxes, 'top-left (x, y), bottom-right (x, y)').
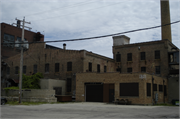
top-left (86, 84), bottom-right (103, 102)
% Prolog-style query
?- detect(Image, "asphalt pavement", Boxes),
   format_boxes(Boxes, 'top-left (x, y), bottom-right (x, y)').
top-left (1, 102), bottom-right (179, 118)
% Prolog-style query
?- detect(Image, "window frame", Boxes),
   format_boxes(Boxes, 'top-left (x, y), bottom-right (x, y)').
top-left (89, 62), bottom-right (92, 72)
top-left (45, 63), bottom-right (49, 73)
top-left (67, 62), bottom-right (72, 71)
top-left (155, 66), bottom-right (161, 74)
top-left (116, 53), bottom-right (121, 62)
top-left (155, 50), bottom-right (160, 59)
top-left (34, 64), bottom-right (37, 73)
top-left (127, 67), bottom-right (132, 73)
top-left (15, 66), bottom-right (19, 74)
top-left (97, 64), bottom-right (100, 73)
top-left (104, 66), bottom-right (107, 73)
top-left (141, 67), bottom-right (146, 72)
top-left (66, 78), bottom-right (72, 92)
top-left (23, 65), bottom-right (26, 74)
top-left (55, 63), bottom-right (59, 72)
top-left (140, 52), bottom-right (146, 60)
top-left (127, 53), bottom-right (132, 61)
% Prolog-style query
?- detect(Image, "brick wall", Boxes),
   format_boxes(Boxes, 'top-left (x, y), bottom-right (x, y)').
top-left (76, 72), bottom-right (168, 104)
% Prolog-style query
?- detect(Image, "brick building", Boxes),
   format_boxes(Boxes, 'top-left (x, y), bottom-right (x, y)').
top-left (1, 22), bottom-right (44, 59)
top-left (76, 72), bottom-right (168, 105)
top-left (76, 35), bottom-right (179, 104)
top-left (2, 43), bottom-right (115, 95)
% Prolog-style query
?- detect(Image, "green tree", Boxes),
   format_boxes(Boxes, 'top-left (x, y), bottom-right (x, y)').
top-left (22, 73), bottom-right (43, 89)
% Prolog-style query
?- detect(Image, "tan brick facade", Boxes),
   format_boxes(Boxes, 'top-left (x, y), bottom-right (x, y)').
top-left (76, 72), bottom-right (168, 104)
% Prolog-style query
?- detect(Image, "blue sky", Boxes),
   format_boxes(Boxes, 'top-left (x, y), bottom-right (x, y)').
top-left (1, 0), bottom-right (179, 58)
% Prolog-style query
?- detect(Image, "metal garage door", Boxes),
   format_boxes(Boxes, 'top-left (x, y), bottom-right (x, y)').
top-left (86, 84), bottom-right (103, 102)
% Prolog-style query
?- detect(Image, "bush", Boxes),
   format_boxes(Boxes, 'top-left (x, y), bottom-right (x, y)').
top-left (22, 72), bottom-right (43, 89)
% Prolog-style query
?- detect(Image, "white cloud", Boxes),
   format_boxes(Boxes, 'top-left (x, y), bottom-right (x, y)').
top-left (1, 0), bottom-right (179, 58)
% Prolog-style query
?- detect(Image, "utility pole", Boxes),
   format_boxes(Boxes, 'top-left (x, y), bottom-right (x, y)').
top-left (14, 17), bottom-right (31, 103)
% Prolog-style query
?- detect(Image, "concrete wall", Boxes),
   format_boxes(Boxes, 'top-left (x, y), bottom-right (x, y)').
top-left (168, 77), bottom-right (179, 102)
top-left (40, 79), bottom-right (66, 95)
top-left (1, 89), bottom-right (57, 102)
top-left (76, 72), bottom-right (168, 104)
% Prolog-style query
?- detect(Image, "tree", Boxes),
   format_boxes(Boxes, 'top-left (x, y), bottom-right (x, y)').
top-left (22, 73), bottom-right (43, 89)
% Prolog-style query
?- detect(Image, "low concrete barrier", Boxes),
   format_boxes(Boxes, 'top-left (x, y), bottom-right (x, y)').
top-left (1, 89), bottom-right (57, 103)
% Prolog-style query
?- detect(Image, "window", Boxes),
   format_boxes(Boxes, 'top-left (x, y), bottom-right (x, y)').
top-left (140, 52), bottom-right (146, 60)
top-left (127, 68), bottom-right (132, 73)
top-left (67, 62), bottom-right (72, 71)
top-left (89, 62), bottom-right (92, 72)
top-left (55, 63), bottom-right (59, 72)
top-left (116, 53), bottom-right (121, 62)
top-left (120, 83), bottom-right (139, 96)
top-left (3, 33), bottom-right (15, 47)
top-left (155, 66), bottom-right (160, 74)
top-left (66, 78), bottom-right (72, 92)
top-left (164, 85), bottom-right (167, 96)
top-left (159, 85), bottom-right (163, 92)
top-left (23, 66), bottom-right (26, 74)
top-left (104, 66), bottom-right (107, 73)
top-left (7, 67), bottom-right (10, 75)
top-left (147, 83), bottom-right (151, 96)
top-left (34, 65), bottom-right (37, 73)
top-left (97, 64), bottom-right (100, 73)
top-left (155, 50), bottom-right (160, 59)
top-left (141, 67), bottom-right (146, 72)
top-left (45, 63), bottom-right (49, 73)
top-left (127, 53), bottom-right (132, 61)
top-left (17, 37), bottom-right (27, 41)
top-left (153, 84), bottom-right (157, 91)
top-left (15, 66), bottom-right (19, 74)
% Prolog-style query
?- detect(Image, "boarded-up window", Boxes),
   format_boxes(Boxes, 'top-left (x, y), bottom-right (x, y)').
top-left (164, 85), bottom-right (167, 96)
top-left (67, 78), bottom-right (72, 92)
top-left (89, 62), bottom-right (92, 72)
top-left (15, 66), bottom-right (19, 74)
top-left (34, 64), bottom-right (37, 73)
top-left (67, 62), bottom-right (72, 71)
top-left (116, 53), bottom-right (121, 62)
top-left (127, 53), bottom-right (132, 61)
top-left (147, 83), bottom-right (151, 96)
top-left (23, 66), bottom-right (26, 74)
top-left (141, 52), bottom-right (146, 60)
top-left (97, 64), bottom-right (100, 73)
top-left (120, 83), bottom-right (139, 96)
top-left (55, 63), bottom-right (59, 72)
top-left (159, 85), bottom-right (163, 92)
top-left (45, 63), bottom-right (49, 73)
top-left (153, 84), bottom-right (157, 91)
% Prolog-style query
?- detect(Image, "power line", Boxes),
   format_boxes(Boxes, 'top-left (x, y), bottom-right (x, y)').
top-left (2, 20), bottom-right (179, 45)
top-left (30, 1), bottom-right (125, 22)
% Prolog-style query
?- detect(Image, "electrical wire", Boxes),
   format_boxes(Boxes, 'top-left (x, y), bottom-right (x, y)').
top-left (2, 20), bottom-right (179, 45)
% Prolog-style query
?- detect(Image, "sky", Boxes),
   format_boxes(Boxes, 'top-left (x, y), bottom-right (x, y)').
top-left (1, 0), bottom-right (180, 58)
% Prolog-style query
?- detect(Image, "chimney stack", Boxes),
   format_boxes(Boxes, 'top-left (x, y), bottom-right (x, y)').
top-left (161, 0), bottom-right (172, 42)
top-left (63, 43), bottom-right (66, 50)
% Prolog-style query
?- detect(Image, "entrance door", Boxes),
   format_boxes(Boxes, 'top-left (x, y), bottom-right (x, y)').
top-left (109, 89), bottom-right (114, 102)
top-left (86, 84), bottom-right (103, 102)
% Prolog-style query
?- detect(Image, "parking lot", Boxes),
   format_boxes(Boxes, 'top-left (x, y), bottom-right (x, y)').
top-left (1, 102), bottom-right (179, 118)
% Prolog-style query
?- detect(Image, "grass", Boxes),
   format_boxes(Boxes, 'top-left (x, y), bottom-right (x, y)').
top-left (6, 101), bottom-right (70, 105)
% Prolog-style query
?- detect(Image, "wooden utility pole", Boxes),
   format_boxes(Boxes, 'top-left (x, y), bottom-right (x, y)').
top-left (14, 17), bottom-right (31, 103)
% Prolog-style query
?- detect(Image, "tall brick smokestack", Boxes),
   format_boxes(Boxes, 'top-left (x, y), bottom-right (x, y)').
top-left (161, 0), bottom-right (172, 42)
